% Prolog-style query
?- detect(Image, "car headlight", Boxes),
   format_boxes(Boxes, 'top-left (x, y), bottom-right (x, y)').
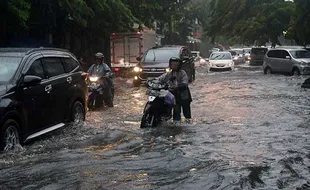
top-left (300, 61), bottom-right (308, 66)
top-left (133, 67), bottom-right (142, 72)
top-left (166, 68), bottom-right (171, 72)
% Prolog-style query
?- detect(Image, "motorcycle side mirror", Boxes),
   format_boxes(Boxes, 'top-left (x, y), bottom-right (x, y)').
top-left (136, 57), bottom-right (141, 61)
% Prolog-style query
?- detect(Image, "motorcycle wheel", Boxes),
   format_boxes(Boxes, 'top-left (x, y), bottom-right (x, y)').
top-left (88, 95), bottom-right (95, 110)
top-left (140, 112), bottom-right (157, 128)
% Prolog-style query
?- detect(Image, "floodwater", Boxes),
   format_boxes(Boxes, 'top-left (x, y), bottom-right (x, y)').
top-left (1, 65), bottom-right (310, 190)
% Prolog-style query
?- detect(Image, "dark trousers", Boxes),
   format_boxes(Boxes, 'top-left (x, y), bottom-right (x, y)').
top-left (102, 78), bottom-right (114, 100)
top-left (173, 101), bottom-right (191, 121)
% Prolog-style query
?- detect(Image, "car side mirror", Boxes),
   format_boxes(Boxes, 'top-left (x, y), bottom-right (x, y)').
top-left (136, 57), bottom-right (141, 61)
top-left (23, 75), bottom-right (42, 86)
top-left (285, 56), bottom-right (291, 59)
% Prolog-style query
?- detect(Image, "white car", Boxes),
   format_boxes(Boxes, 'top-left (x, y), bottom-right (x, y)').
top-left (208, 52), bottom-right (234, 71)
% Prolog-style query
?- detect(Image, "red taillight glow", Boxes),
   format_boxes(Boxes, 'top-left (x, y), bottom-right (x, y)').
top-left (114, 68), bottom-right (120, 72)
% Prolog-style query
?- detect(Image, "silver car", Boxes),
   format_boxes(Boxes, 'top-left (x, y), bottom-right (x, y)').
top-left (263, 48), bottom-right (310, 75)
top-left (230, 49), bottom-right (245, 64)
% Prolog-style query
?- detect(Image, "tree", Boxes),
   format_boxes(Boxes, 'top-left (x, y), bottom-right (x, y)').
top-left (0, 0), bottom-right (31, 45)
top-left (287, 0), bottom-right (310, 45)
top-left (205, 0), bottom-right (295, 46)
top-left (0, 0), bottom-right (204, 62)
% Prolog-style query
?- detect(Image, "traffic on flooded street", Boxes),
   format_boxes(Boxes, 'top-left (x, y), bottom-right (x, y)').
top-left (1, 65), bottom-right (310, 190)
top-left (2, 1), bottom-right (310, 189)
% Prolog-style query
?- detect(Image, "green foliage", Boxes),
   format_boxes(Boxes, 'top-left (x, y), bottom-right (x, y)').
top-left (206, 0), bottom-right (295, 46)
top-left (9, 0), bottom-right (31, 24)
top-left (287, 0), bottom-right (310, 45)
top-left (5, 0), bottom-right (31, 26)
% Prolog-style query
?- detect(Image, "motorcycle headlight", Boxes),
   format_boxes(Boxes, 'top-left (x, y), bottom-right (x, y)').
top-left (133, 67), bottom-right (142, 72)
top-left (233, 57), bottom-right (238, 60)
top-left (166, 68), bottom-right (171, 72)
top-left (89, 77), bottom-right (99, 82)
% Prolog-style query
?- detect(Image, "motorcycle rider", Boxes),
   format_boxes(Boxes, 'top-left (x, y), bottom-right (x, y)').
top-left (87, 52), bottom-right (114, 107)
top-left (158, 57), bottom-right (192, 125)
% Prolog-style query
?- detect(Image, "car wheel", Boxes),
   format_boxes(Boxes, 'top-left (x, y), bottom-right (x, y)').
top-left (264, 67), bottom-right (272, 75)
top-left (71, 101), bottom-right (85, 125)
top-left (292, 68), bottom-right (301, 76)
top-left (0, 119), bottom-right (21, 152)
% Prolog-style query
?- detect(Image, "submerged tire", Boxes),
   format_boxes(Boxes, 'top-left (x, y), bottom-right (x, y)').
top-left (264, 67), bottom-right (272, 75)
top-left (71, 101), bottom-right (85, 125)
top-left (292, 68), bottom-right (301, 76)
top-left (0, 119), bottom-right (21, 152)
top-left (140, 113), bottom-right (156, 128)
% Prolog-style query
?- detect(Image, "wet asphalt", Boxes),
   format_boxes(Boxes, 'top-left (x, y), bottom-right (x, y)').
top-left (1, 64), bottom-right (310, 190)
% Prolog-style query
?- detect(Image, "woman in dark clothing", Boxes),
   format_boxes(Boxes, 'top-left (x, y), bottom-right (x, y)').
top-left (158, 57), bottom-right (192, 125)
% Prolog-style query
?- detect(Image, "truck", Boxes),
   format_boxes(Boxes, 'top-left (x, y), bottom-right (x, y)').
top-left (110, 31), bottom-right (158, 77)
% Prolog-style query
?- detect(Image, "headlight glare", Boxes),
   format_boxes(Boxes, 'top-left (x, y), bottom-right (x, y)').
top-left (133, 67), bottom-right (142, 72)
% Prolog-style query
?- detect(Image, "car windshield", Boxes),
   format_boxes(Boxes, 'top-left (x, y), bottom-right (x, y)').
top-left (252, 48), bottom-right (268, 55)
top-left (0, 57), bottom-right (21, 83)
top-left (144, 49), bottom-right (180, 62)
top-left (290, 50), bottom-right (310, 59)
top-left (229, 51), bottom-right (237, 56)
top-left (231, 50), bottom-right (243, 54)
top-left (210, 53), bottom-right (232, 60)
top-left (243, 48), bottom-right (251, 53)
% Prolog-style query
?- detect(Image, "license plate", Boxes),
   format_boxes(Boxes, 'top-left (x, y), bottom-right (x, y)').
top-left (148, 96), bottom-right (156, 102)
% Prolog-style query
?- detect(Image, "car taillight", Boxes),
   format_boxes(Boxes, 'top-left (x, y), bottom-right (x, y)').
top-left (114, 68), bottom-right (120, 72)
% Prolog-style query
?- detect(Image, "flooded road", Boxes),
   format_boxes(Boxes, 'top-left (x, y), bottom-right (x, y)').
top-left (1, 65), bottom-right (310, 189)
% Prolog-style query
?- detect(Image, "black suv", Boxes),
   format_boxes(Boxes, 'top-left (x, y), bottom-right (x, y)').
top-left (0, 48), bottom-right (88, 151)
top-left (133, 46), bottom-right (195, 87)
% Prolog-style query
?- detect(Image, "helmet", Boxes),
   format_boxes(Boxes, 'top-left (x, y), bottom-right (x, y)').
top-left (95, 52), bottom-right (104, 59)
top-left (169, 57), bottom-right (182, 70)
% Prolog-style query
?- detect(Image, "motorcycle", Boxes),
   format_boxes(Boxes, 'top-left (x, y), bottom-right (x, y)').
top-left (140, 79), bottom-right (176, 128)
top-left (87, 76), bottom-right (105, 110)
